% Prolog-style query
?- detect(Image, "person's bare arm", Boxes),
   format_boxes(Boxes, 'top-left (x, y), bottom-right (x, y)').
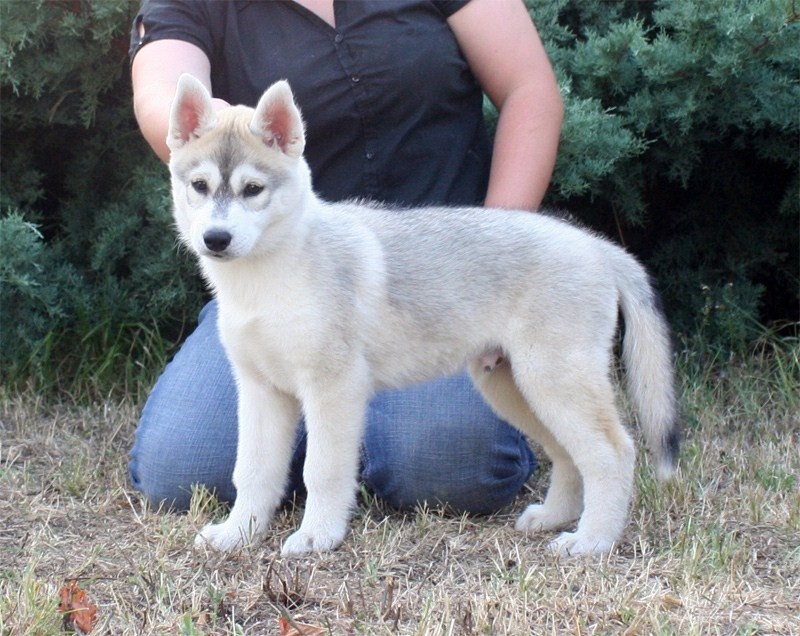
top-left (448, 0), bottom-right (563, 211)
top-left (131, 38), bottom-right (227, 163)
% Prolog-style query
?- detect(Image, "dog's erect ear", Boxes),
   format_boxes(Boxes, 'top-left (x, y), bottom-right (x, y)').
top-left (250, 81), bottom-right (306, 159)
top-left (167, 74), bottom-right (218, 151)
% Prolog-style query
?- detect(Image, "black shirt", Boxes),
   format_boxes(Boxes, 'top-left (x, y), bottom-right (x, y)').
top-left (131, 0), bottom-right (491, 206)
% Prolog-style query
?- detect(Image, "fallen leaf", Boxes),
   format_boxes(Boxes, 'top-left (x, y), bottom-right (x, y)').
top-left (277, 615), bottom-right (327, 636)
top-left (58, 579), bottom-right (98, 634)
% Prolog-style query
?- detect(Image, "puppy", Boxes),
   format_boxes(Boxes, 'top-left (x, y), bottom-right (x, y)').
top-left (166, 74), bottom-right (679, 557)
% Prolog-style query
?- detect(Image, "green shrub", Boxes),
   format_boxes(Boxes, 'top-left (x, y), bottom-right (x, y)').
top-left (527, 0), bottom-right (799, 353)
top-left (0, 212), bottom-right (74, 367)
top-left (1, 0), bottom-right (206, 395)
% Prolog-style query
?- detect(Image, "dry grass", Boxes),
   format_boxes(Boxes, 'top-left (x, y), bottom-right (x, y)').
top-left (1, 345), bottom-right (798, 635)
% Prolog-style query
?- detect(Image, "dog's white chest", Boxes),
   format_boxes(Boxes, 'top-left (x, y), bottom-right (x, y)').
top-left (218, 306), bottom-right (310, 393)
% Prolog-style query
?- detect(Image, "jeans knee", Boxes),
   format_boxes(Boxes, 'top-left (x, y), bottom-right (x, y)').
top-left (129, 419), bottom-right (238, 512)
top-left (129, 299), bottom-right (240, 511)
top-left (129, 383), bottom-right (239, 512)
top-left (129, 463), bottom-right (195, 512)
top-left (361, 411), bottom-right (535, 515)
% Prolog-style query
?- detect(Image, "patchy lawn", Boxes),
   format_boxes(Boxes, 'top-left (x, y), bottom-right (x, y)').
top-left (1, 347), bottom-right (798, 634)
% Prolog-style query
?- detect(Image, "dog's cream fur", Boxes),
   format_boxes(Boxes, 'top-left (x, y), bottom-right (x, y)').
top-left (167, 74), bottom-right (680, 557)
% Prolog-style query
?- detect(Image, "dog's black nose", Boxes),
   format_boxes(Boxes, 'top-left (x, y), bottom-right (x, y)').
top-left (203, 229), bottom-right (232, 253)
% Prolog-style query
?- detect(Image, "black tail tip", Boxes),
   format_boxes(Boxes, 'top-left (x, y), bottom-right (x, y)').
top-left (657, 421), bottom-right (681, 481)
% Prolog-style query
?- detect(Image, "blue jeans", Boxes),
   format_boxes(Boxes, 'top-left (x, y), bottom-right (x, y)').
top-left (129, 301), bottom-right (535, 514)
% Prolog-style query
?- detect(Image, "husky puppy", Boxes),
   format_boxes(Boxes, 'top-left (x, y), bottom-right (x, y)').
top-left (167, 74), bottom-right (679, 557)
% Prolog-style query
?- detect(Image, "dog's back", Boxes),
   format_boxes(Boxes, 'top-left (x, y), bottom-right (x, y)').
top-left (331, 202), bottom-right (625, 387)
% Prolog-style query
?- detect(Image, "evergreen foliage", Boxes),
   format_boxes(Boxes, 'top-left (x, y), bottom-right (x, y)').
top-left (1, 0), bottom-right (797, 393)
top-left (1, 0), bottom-right (205, 391)
top-left (525, 0), bottom-right (799, 350)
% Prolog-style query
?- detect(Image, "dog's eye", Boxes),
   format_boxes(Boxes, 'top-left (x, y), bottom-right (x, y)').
top-left (191, 179), bottom-right (209, 195)
top-left (243, 183), bottom-right (265, 198)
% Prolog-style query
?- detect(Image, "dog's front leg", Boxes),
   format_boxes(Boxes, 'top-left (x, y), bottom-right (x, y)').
top-left (281, 365), bottom-right (370, 556)
top-left (195, 375), bottom-right (300, 552)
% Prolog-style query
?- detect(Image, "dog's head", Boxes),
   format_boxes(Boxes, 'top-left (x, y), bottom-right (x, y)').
top-left (166, 74), bottom-right (310, 262)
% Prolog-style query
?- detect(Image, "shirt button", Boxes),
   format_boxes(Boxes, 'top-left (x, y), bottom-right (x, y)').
top-left (334, 33), bottom-right (343, 44)
top-left (365, 151), bottom-right (375, 160)
top-left (351, 74), bottom-right (360, 83)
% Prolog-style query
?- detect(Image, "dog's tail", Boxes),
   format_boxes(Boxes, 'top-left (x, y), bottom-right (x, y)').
top-left (615, 253), bottom-right (680, 481)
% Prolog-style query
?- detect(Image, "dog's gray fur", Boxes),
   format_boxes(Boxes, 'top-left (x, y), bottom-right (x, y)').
top-left (167, 74), bottom-right (679, 557)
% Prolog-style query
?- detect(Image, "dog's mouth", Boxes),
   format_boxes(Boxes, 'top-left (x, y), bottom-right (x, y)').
top-left (198, 248), bottom-right (235, 261)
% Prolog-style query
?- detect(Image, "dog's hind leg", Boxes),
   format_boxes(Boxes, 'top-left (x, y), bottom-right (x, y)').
top-left (195, 375), bottom-right (300, 552)
top-left (281, 358), bottom-right (372, 556)
top-left (510, 353), bottom-right (635, 556)
top-left (469, 360), bottom-right (584, 532)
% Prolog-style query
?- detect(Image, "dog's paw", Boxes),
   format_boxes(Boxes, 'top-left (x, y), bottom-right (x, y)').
top-left (281, 527), bottom-right (345, 557)
top-left (515, 503), bottom-right (578, 533)
top-left (194, 520), bottom-right (255, 553)
top-left (547, 531), bottom-right (616, 557)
